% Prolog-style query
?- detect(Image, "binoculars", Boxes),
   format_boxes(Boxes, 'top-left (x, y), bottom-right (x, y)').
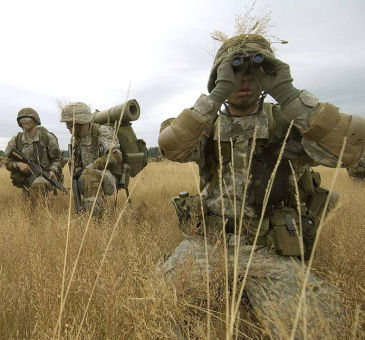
top-left (231, 52), bottom-right (265, 68)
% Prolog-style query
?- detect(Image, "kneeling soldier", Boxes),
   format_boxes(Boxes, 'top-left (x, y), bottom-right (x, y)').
top-left (5, 108), bottom-right (64, 196)
top-left (159, 33), bottom-right (365, 337)
top-left (60, 102), bottom-right (123, 216)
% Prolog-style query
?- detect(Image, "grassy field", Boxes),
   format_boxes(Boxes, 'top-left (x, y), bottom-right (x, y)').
top-left (0, 162), bottom-right (363, 339)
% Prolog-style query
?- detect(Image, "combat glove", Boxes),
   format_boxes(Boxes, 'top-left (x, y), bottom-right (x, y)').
top-left (93, 151), bottom-right (121, 170)
top-left (93, 154), bottom-right (108, 170)
top-left (250, 53), bottom-right (301, 108)
top-left (209, 49), bottom-right (250, 104)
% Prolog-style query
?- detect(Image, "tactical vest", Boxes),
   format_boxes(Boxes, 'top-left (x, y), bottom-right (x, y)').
top-left (15, 126), bottom-right (55, 169)
top-left (89, 123), bottom-right (148, 177)
top-left (199, 103), bottom-right (336, 259)
top-left (205, 103), bottom-right (295, 213)
top-left (10, 126), bottom-right (61, 189)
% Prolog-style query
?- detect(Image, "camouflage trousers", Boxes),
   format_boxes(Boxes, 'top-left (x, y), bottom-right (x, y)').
top-left (161, 236), bottom-right (344, 338)
top-left (78, 168), bottom-right (117, 216)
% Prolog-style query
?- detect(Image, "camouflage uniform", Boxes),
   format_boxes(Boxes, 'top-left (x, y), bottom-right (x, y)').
top-left (347, 154), bottom-right (365, 178)
top-left (159, 34), bottom-right (365, 337)
top-left (5, 108), bottom-right (63, 194)
top-left (61, 102), bottom-right (122, 216)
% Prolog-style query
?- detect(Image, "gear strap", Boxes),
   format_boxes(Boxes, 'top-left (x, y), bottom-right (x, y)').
top-left (32, 141), bottom-right (44, 166)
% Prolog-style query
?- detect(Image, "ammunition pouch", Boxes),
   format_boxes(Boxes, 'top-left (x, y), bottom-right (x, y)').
top-left (266, 208), bottom-right (302, 256)
top-left (171, 193), bottom-right (205, 236)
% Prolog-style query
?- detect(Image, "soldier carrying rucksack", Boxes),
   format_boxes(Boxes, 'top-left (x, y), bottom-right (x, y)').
top-left (60, 101), bottom-right (147, 216)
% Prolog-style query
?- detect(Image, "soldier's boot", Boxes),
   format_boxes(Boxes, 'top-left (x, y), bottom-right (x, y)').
top-left (79, 168), bottom-right (103, 217)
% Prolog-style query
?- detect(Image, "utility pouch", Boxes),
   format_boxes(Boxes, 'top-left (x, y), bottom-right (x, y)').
top-left (118, 164), bottom-right (131, 189)
top-left (303, 188), bottom-right (339, 260)
top-left (117, 125), bottom-right (147, 177)
top-left (269, 210), bottom-right (301, 256)
top-left (126, 152), bottom-right (146, 177)
top-left (307, 187), bottom-right (330, 221)
top-left (171, 193), bottom-right (205, 235)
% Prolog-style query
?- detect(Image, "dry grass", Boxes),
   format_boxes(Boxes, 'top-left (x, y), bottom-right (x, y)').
top-left (0, 162), bottom-right (364, 339)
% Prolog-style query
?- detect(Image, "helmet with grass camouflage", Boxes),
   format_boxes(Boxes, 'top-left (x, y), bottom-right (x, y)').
top-left (60, 102), bottom-right (92, 124)
top-left (17, 107), bottom-right (41, 127)
top-left (208, 34), bottom-right (274, 93)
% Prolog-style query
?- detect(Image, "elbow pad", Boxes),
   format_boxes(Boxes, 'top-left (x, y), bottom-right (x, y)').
top-left (303, 104), bottom-right (365, 167)
top-left (159, 109), bottom-right (208, 161)
top-left (282, 90), bottom-right (365, 166)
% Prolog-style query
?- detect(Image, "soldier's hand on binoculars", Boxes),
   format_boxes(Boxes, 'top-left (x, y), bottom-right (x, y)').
top-left (209, 49), bottom-right (250, 104)
top-left (250, 53), bottom-right (301, 107)
top-left (17, 162), bottom-right (30, 173)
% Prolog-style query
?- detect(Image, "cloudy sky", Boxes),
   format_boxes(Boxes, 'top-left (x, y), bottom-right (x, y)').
top-left (0, 0), bottom-right (364, 150)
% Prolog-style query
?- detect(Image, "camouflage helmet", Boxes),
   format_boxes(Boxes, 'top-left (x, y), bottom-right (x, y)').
top-left (17, 107), bottom-right (41, 127)
top-left (207, 34), bottom-right (274, 93)
top-left (60, 102), bottom-right (92, 124)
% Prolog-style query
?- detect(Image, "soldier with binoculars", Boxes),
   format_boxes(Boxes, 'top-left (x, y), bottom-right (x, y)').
top-left (158, 33), bottom-right (365, 337)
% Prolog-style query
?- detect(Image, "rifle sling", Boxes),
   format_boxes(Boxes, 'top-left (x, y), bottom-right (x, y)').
top-left (32, 141), bottom-right (44, 166)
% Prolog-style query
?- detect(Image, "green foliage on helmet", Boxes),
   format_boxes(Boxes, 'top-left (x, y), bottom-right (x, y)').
top-left (17, 108), bottom-right (41, 127)
top-left (60, 102), bottom-right (92, 124)
top-left (207, 34), bottom-right (274, 93)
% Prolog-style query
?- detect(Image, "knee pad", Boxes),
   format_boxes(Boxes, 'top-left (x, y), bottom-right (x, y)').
top-left (83, 197), bottom-right (102, 217)
top-left (102, 171), bottom-right (117, 196)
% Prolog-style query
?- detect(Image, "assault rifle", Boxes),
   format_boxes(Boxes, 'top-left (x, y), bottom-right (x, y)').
top-left (9, 147), bottom-right (68, 194)
top-left (68, 144), bottom-right (83, 213)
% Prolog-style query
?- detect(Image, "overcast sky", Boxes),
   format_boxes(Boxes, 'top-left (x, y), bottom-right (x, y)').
top-left (0, 0), bottom-right (364, 150)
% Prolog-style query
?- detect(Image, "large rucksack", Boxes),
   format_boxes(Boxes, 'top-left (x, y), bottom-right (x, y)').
top-left (91, 100), bottom-right (148, 178)
top-left (90, 123), bottom-right (147, 178)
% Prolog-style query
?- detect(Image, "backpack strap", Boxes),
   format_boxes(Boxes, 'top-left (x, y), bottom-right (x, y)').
top-left (36, 126), bottom-right (50, 146)
top-left (15, 132), bottom-right (23, 150)
top-left (90, 123), bottom-right (100, 156)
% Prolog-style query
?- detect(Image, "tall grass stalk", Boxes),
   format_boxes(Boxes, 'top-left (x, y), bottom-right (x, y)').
top-left (289, 137), bottom-right (347, 339)
top-left (189, 162), bottom-right (211, 340)
top-left (216, 119), bottom-right (230, 339)
top-left (75, 176), bottom-right (140, 338)
top-left (229, 137), bottom-right (237, 338)
top-left (56, 108), bottom-right (76, 340)
top-left (229, 128), bottom-right (257, 335)
top-left (288, 160), bottom-right (307, 340)
top-left (183, 303), bottom-right (255, 339)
